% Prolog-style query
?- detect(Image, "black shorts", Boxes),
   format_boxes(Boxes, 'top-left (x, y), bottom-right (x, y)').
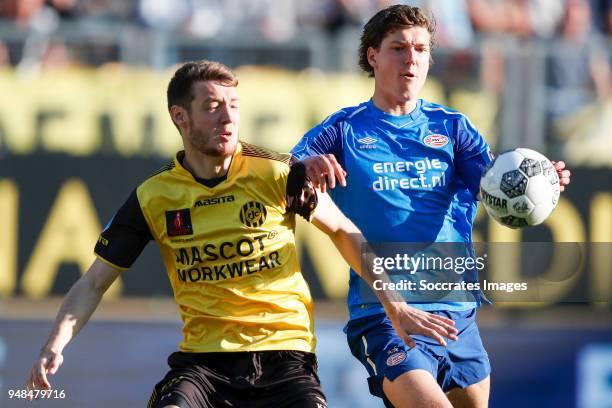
top-left (147, 350), bottom-right (327, 408)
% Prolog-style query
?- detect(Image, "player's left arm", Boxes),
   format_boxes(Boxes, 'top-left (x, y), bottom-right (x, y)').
top-left (453, 117), bottom-right (495, 200)
top-left (551, 161), bottom-right (571, 192)
top-left (453, 117), bottom-right (570, 197)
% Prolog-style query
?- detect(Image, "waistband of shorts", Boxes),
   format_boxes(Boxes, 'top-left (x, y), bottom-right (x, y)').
top-left (169, 350), bottom-right (316, 365)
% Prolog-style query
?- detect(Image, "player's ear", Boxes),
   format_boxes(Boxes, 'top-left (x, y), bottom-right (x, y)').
top-left (170, 106), bottom-right (189, 129)
top-left (367, 47), bottom-right (377, 70)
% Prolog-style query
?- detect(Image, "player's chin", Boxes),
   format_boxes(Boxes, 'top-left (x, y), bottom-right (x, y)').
top-left (397, 87), bottom-right (418, 103)
top-left (215, 140), bottom-right (237, 156)
top-left (194, 142), bottom-right (234, 157)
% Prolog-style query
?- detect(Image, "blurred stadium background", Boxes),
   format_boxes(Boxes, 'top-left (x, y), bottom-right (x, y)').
top-left (0, 0), bottom-right (610, 407)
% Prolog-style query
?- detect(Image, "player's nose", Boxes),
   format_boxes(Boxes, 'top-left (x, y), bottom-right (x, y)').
top-left (219, 105), bottom-right (233, 124)
top-left (405, 47), bottom-right (417, 65)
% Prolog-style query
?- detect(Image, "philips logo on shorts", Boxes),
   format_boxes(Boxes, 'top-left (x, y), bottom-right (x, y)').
top-left (423, 134), bottom-right (449, 148)
top-left (166, 209), bottom-right (193, 236)
top-left (386, 351), bottom-right (407, 366)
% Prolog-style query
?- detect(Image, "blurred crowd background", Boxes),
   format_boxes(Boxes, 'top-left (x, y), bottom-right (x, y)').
top-left (0, 1), bottom-right (610, 407)
top-left (1, 0), bottom-right (611, 57)
top-left (0, 0), bottom-right (610, 163)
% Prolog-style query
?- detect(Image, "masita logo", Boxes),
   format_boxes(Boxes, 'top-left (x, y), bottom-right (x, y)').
top-left (424, 134), bottom-right (449, 148)
top-left (194, 194), bottom-right (235, 208)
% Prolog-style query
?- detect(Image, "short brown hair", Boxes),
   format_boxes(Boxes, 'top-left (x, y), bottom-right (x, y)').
top-left (358, 5), bottom-right (436, 77)
top-left (167, 60), bottom-right (238, 112)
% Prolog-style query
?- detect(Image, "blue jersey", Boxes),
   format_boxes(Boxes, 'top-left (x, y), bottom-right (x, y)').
top-left (291, 99), bottom-right (493, 320)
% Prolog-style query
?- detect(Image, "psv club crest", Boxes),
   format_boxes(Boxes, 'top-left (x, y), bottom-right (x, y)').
top-left (423, 134), bottom-right (449, 148)
top-left (165, 209), bottom-right (193, 236)
top-left (240, 201), bottom-right (267, 227)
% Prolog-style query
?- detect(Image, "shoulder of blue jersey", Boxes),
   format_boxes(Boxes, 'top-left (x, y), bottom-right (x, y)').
top-left (421, 101), bottom-right (462, 118)
top-left (421, 101), bottom-right (476, 130)
top-left (318, 102), bottom-right (369, 129)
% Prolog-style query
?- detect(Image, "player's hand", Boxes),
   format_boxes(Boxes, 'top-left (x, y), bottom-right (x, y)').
top-left (385, 303), bottom-right (458, 348)
top-left (552, 161), bottom-right (571, 192)
top-left (26, 348), bottom-right (64, 399)
top-left (300, 155), bottom-right (347, 193)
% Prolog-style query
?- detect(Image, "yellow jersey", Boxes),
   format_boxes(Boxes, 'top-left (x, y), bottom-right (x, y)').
top-left (94, 142), bottom-right (318, 353)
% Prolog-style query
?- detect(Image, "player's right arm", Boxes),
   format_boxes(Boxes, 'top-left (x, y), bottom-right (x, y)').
top-left (27, 259), bottom-right (121, 392)
top-left (26, 188), bottom-right (152, 394)
top-left (299, 154), bottom-right (347, 193)
top-left (291, 114), bottom-right (347, 192)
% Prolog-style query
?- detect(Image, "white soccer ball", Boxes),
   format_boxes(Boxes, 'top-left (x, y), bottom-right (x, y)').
top-left (480, 148), bottom-right (561, 228)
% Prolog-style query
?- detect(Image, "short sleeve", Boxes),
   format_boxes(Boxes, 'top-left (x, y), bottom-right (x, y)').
top-left (453, 116), bottom-right (494, 199)
top-left (94, 189), bottom-right (153, 270)
top-left (291, 118), bottom-right (343, 163)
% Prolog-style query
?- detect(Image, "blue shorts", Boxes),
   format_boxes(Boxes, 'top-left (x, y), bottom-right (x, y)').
top-left (345, 308), bottom-right (490, 401)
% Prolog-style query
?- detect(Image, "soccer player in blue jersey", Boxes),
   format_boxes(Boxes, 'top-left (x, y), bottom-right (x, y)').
top-left (292, 5), bottom-right (571, 408)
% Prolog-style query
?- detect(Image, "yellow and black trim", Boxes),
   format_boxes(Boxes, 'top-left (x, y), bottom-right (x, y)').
top-left (148, 159), bottom-right (176, 179)
top-left (95, 254), bottom-right (129, 271)
top-left (241, 142), bottom-right (292, 165)
top-left (94, 146), bottom-right (317, 354)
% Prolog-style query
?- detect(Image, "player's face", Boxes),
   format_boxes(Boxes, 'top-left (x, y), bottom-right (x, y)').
top-left (369, 26), bottom-right (431, 105)
top-left (185, 81), bottom-right (240, 157)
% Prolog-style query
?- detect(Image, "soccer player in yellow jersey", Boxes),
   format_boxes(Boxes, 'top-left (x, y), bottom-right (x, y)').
top-left (26, 60), bottom-right (457, 408)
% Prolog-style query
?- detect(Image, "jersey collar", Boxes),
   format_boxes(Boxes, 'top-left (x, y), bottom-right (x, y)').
top-left (366, 98), bottom-right (423, 128)
top-left (172, 142), bottom-right (243, 187)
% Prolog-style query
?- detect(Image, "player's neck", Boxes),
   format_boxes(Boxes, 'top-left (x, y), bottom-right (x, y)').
top-left (183, 148), bottom-right (233, 180)
top-left (371, 92), bottom-right (418, 116)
